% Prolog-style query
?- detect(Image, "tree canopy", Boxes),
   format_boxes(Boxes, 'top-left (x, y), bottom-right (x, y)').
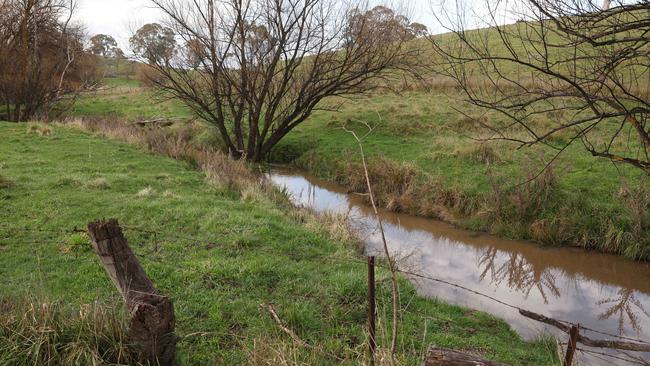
top-left (0, 0), bottom-right (98, 122)
top-left (141, 0), bottom-right (420, 161)
top-left (89, 34), bottom-right (123, 58)
top-left (130, 23), bottom-right (177, 64)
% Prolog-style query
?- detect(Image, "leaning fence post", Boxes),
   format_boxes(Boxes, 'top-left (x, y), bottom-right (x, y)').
top-left (87, 219), bottom-right (178, 366)
top-left (563, 325), bottom-right (579, 366)
top-left (368, 256), bottom-right (376, 364)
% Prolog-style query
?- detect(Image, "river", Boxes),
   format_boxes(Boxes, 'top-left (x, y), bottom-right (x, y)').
top-left (269, 167), bottom-right (650, 365)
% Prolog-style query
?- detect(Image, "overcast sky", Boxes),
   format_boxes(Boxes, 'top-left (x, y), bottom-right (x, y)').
top-left (74, 0), bottom-right (461, 50)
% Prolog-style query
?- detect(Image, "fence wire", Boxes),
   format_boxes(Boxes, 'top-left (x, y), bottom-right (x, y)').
top-left (3, 221), bottom-right (650, 355)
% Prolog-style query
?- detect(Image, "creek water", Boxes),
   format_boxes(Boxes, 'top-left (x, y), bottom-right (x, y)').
top-left (269, 167), bottom-right (650, 365)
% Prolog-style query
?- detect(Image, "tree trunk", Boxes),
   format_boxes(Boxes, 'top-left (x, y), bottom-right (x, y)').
top-left (87, 219), bottom-right (178, 366)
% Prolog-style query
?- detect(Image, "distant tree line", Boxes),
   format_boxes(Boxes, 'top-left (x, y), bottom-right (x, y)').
top-left (3, 0), bottom-right (646, 176)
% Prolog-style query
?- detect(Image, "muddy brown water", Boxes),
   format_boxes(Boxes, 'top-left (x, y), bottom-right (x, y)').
top-left (269, 167), bottom-right (650, 365)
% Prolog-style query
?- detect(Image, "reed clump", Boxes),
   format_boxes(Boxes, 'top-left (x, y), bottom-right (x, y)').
top-left (0, 175), bottom-right (14, 189)
top-left (0, 297), bottom-right (135, 366)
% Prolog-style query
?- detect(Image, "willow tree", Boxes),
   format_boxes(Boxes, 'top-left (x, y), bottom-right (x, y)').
top-left (139, 0), bottom-right (419, 161)
top-left (431, 0), bottom-right (650, 175)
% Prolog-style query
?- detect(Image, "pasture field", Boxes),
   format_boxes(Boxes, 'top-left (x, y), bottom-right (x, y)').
top-left (0, 122), bottom-right (556, 364)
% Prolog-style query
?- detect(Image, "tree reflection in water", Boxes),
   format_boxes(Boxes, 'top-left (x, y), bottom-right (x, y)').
top-left (478, 247), bottom-right (560, 303)
top-left (478, 246), bottom-right (650, 335)
top-left (598, 288), bottom-right (650, 334)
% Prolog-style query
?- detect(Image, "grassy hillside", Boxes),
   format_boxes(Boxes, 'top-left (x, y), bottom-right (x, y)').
top-left (73, 78), bottom-right (190, 119)
top-left (0, 122), bottom-right (556, 364)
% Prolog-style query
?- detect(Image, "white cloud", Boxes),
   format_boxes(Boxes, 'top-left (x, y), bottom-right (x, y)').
top-left (73, 0), bottom-right (461, 51)
top-left (75, 0), bottom-right (163, 50)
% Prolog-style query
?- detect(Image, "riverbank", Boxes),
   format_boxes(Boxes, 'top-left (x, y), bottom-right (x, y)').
top-left (71, 78), bottom-right (650, 260)
top-left (270, 92), bottom-right (649, 260)
top-left (268, 167), bottom-right (650, 351)
top-left (0, 122), bottom-right (557, 364)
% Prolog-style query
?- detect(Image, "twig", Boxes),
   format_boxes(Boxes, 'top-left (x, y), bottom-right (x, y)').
top-left (261, 303), bottom-right (345, 362)
top-left (262, 303), bottom-right (307, 347)
top-left (343, 118), bottom-right (400, 363)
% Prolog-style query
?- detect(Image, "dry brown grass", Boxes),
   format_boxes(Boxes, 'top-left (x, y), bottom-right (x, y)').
top-left (329, 155), bottom-right (479, 222)
top-left (84, 176), bottom-right (111, 190)
top-left (0, 175), bottom-right (14, 189)
top-left (26, 122), bottom-right (53, 136)
top-left (0, 297), bottom-right (137, 366)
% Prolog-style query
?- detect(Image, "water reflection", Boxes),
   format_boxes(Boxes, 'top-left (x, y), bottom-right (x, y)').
top-left (477, 249), bottom-right (561, 304)
top-left (598, 288), bottom-right (650, 334)
top-left (269, 168), bottom-right (650, 364)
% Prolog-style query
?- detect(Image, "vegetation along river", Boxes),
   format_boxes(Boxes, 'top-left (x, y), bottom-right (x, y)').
top-left (269, 167), bottom-right (650, 365)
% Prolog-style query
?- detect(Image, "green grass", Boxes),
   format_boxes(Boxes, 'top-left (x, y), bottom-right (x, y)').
top-left (0, 122), bottom-right (556, 365)
top-left (64, 74), bottom-right (650, 259)
top-left (72, 77), bottom-right (191, 120)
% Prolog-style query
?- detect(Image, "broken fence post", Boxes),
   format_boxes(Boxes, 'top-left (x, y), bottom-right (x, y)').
top-left (563, 325), bottom-right (579, 366)
top-left (87, 218), bottom-right (178, 366)
top-left (423, 347), bottom-right (510, 365)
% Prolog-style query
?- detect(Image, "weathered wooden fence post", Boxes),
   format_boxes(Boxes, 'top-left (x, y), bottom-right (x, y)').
top-left (563, 325), bottom-right (579, 366)
top-left (368, 256), bottom-right (376, 364)
top-left (87, 219), bottom-right (178, 366)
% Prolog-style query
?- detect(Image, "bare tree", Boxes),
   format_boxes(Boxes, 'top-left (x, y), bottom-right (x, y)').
top-left (0, 0), bottom-right (98, 122)
top-left (430, 0), bottom-right (650, 175)
top-left (140, 0), bottom-right (420, 161)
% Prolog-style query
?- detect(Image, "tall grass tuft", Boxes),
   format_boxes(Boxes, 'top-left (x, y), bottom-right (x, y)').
top-left (616, 181), bottom-right (650, 259)
top-left (342, 155), bottom-right (418, 212)
top-left (0, 297), bottom-right (136, 365)
top-left (485, 156), bottom-right (562, 239)
top-left (0, 175), bottom-right (14, 189)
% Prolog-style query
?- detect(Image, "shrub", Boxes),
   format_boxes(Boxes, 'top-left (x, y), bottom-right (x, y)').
top-left (134, 64), bottom-right (164, 87)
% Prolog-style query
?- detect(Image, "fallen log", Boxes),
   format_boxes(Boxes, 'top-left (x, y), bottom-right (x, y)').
top-left (134, 117), bottom-right (183, 127)
top-left (88, 219), bottom-right (178, 366)
top-left (423, 347), bottom-right (509, 366)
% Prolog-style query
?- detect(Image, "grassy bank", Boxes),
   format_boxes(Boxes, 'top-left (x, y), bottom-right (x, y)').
top-left (72, 77), bottom-right (650, 260)
top-left (271, 92), bottom-right (650, 260)
top-left (0, 122), bottom-right (556, 364)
